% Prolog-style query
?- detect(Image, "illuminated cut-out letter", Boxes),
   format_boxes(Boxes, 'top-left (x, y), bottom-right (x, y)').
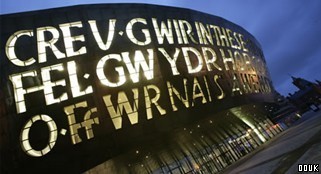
top-left (195, 22), bottom-right (213, 45)
top-left (41, 63), bottom-right (68, 105)
top-left (209, 25), bottom-right (230, 47)
top-left (167, 79), bottom-right (189, 111)
top-left (203, 76), bottom-right (212, 102)
top-left (10, 71), bottom-right (43, 113)
top-left (88, 19), bottom-right (116, 50)
top-left (218, 27), bottom-right (230, 47)
top-left (195, 22), bottom-right (203, 44)
top-left (213, 75), bottom-right (225, 99)
top-left (234, 32), bottom-right (242, 50)
top-left (121, 49), bottom-right (154, 83)
top-left (59, 21), bottom-right (87, 57)
top-left (202, 47), bottom-right (222, 71)
top-left (226, 29), bottom-right (239, 49)
top-left (233, 51), bottom-right (242, 70)
top-left (152, 18), bottom-right (174, 44)
top-left (178, 20), bottom-right (198, 44)
top-left (126, 18), bottom-right (151, 46)
top-left (67, 61), bottom-right (93, 97)
top-left (10, 64), bottom-right (68, 113)
top-left (158, 48), bottom-right (180, 75)
top-left (37, 26), bottom-right (66, 63)
top-left (64, 101), bottom-right (99, 144)
top-left (238, 34), bottom-right (248, 52)
top-left (96, 54), bottom-right (126, 87)
top-left (20, 114), bottom-right (57, 157)
top-left (242, 53), bottom-right (254, 71)
top-left (6, 30), bottom-right (36, 66)
top-left (220, 48), bottom-right (236, 71)
top-left (173, 19), bottom-right (183, 44)
top-left (240, 73), bottom-right (252, 94)
top-left (209, 25), bottom-right (222, 46)
top-left (249, 74), bottom-right (259, 93)
top-left (103, 89), bottom-right (139, 130)
top-left (232, 74), bottom-right (243, 96)
top-left (144, 85), bottom-right (166, 119)
top-left (182, 47), bottom-right (203, 74)
top-left (191, 77), bottom-right (207, 106)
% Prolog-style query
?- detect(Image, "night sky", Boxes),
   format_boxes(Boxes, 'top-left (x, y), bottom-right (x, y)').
top-left (1, 0), bottom-right (321, 96)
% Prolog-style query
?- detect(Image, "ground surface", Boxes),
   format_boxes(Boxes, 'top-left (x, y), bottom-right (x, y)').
top-left (222, 110), bottom-right (321, 174)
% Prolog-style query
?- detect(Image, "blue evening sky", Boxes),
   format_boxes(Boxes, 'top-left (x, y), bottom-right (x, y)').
top-left (1, 0), bottom-right (321, 96)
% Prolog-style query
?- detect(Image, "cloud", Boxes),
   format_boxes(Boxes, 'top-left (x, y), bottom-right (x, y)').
top-left (226, 0), bottom-right (321, 95)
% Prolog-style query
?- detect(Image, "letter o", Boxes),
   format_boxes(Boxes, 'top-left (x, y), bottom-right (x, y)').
top-left (20, 114), bottom-right (58, 157)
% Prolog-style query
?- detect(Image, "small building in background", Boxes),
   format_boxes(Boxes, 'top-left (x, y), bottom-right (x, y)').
top-left (267, 90), bottom-right (298, 128)
top-left (287, 76), bottom-right (321, 113)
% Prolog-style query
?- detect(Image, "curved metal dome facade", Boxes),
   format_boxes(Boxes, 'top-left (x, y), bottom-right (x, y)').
top-left (0, 4), bottom-right (281, 173)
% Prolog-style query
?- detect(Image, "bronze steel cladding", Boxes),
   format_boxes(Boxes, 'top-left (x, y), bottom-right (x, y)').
top-left (0, 4), bottom-right (277, 173)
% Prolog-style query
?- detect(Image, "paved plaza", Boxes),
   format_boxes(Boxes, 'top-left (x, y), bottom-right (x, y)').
top-left (223, 110), bottom-right (321, 174)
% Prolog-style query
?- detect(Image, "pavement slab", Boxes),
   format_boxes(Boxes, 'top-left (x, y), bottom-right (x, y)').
top-left (222, 110), bottom-right (321, 174)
